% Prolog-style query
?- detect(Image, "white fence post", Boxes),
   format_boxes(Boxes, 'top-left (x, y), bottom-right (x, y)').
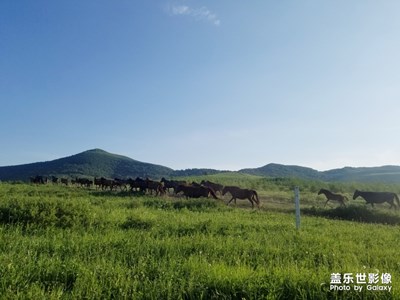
top-left (294, 186), bottom-right (301, 230)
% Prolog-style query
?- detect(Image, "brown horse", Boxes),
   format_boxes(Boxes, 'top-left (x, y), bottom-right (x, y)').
top-left (175, 185), bottom-right (218, 199)
top-left (127, 177), bottom-right (147, 192)
top-left (30, 175), bottom-right (47, 184)
top-left (201, 180), bottom-right (224, 195)
top-left (60, 178), bottom-right (69, 186)
top-left (160, 178), bottom-right (187, 193)
top-left (146, 178), bottom-right (166, 196)
top-left (222, 186), bottom-right (260, 208)
top-left (95, 177), bottom-right (114, 190)
top-left (318, 189), bottom-right (347, 207)
top-left (353, 190), bottom-right (399, 209)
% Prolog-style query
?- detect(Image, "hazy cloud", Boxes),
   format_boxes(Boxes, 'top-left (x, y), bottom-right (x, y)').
top-left (167, 4), bottom-right (221, 26)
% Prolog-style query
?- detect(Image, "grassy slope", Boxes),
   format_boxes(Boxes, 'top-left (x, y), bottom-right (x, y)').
top-left (0, 181), bottom-right (399, 299)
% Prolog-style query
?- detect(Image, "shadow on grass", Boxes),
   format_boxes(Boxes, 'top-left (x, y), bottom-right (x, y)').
top-left (302, 205), bottom-right (400, 225)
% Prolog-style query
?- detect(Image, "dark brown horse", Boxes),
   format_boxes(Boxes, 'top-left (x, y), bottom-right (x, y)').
top-left (175, 185), bottom-right (218, 199)
top-left (75, 177), bottom-right (93, 188)
top-left (222, 186), bottom-right (260, 208)
top-left (30, 175), bottom-right (47, 184)
top-left (201, 180), bottom-right (224, 195)
top-left (318, 189), bottom-right (347, 207)
top-left (160, 178), bottom-right (187, 193)
top-left (127, 177), bottom-right (146, 192)
top-left (353, 190), bottom-right (399, 209)
top-left (146, 178), bottom-right (166, 196)
top-left (60, 178), bottom-right (69, 186)
top-left (94, 177), bottom-right (114, 190)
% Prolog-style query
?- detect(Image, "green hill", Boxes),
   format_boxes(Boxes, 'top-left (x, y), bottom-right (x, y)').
top-left (0, 149), bottom-right (174, 181)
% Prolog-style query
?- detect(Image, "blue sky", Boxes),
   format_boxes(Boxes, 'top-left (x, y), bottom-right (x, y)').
top-left (1, 0), bottom-right (400, 171)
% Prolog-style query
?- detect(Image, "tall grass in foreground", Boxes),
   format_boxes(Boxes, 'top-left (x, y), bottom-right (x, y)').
top-left (0, 183), bottom-right (399, 299)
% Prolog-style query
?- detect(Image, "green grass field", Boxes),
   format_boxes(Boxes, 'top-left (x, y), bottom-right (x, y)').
top-left (0, 178), bottom-right (399, 299)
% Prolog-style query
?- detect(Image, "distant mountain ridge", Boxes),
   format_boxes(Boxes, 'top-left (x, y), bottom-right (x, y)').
top-left (239, 164), bottom-right (400, 183)
top-left (1, 149), bottom-right (400, 183)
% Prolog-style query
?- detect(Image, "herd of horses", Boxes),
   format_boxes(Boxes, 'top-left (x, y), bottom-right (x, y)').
top-left (29, 175), bottom-right (400, 209)
top-left (29, 176), bottom-right (261, 208)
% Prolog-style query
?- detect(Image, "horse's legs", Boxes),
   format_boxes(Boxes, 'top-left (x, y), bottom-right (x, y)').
top-left (248, 197), bottom-right (254, 209)
top-left (227, 197), bottom-right (235, 206)
top-left (251, 194), bottom-right (260, 208)
top-left (324, 200), bottom-right (329, 207)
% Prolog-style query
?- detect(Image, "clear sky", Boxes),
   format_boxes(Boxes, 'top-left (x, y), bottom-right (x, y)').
top-left (1, 1), bottom-right (400, 171)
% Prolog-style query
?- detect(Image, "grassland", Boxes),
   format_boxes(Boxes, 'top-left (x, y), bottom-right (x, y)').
top-left (0, 178), bottom-right (399, 299)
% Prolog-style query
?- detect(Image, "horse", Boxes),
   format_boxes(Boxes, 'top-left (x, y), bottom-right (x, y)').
top-left (160, 178), bottom-right (187, 193)
top-left (51, 176), bottom-right (59, 184)
top-left (60, 178), bottom-right (69, 186)
top-left (30, 175), bottom-right (47, 184)
top-left (127, 177), bottom-right (147, 193)
top-left (94, 177), bottom-right (113, 190)
top-left (353, 190), bottom-right (400, 209)
top-left (175, 185), bottom-right (218, 199)
top-left (201, 180), bottom-right (224, 195)
top-left (114, 178), bottom-right (129, 191)
top-left (318, 189), bottom-right (347, 207)
top-left (94, 177), bottom-right (103, 189)
top-left (222, 186), bottom-right (260, 208)
top-left (146, 178), bottom-right (166, 196)
top-left (75, 177), bottom-right (93, 188)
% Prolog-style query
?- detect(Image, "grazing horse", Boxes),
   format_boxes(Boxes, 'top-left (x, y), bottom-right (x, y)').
top-left (222, 186), bottom-right (259, 208)
top-left (318, 189), bottom-right (347, 207)
top-left (201, 180), bottom-right (224, 195)
top-left (353, 190), bottom-right (399, 209)
top-left (175, 185), bottom-right (218, 199)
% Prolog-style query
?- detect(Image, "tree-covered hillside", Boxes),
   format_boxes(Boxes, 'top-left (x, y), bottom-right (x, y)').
top-left (0, 149), bottom-right (174, 181)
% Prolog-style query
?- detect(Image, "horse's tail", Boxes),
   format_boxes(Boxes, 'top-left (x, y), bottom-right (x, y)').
top-left (252, 190), bottom-right (260, 207)
top-left (208, 187), bottom-right (218, 200)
